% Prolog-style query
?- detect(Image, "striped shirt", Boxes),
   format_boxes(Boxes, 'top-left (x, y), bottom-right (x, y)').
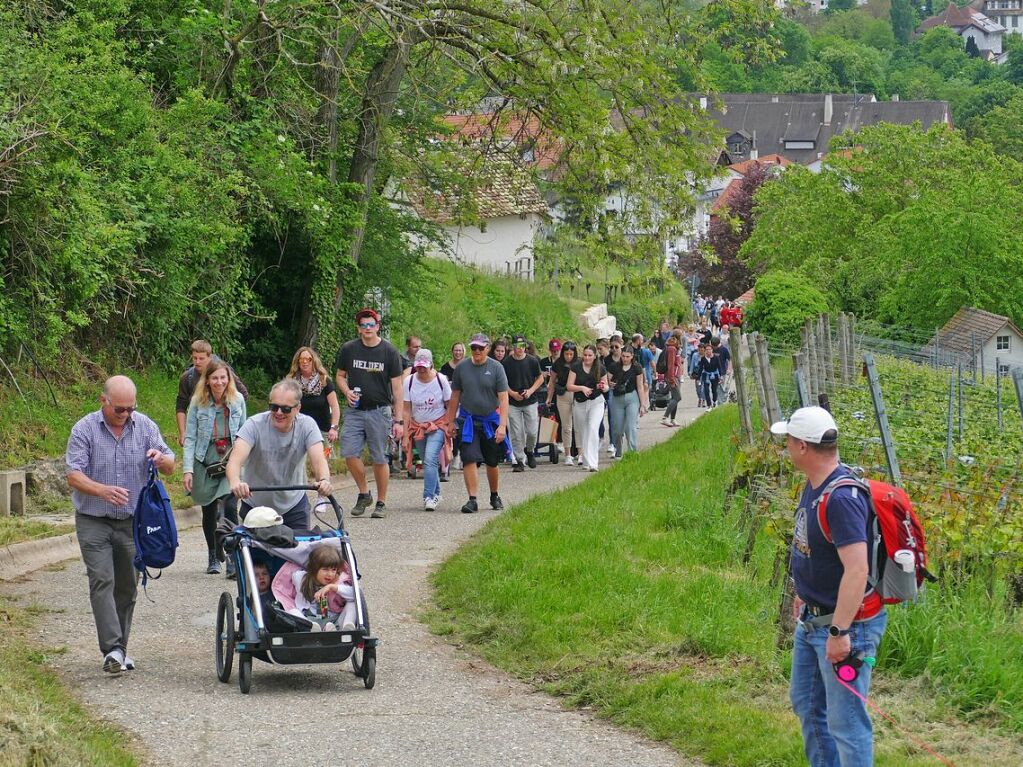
top-left (65, 410), bottom-right (175, 519)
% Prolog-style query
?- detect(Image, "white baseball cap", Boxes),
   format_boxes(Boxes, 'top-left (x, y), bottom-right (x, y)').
top-left (243, 506), bottom-right (284, 528)
top-left (770, 406), bottom-right (839, 444)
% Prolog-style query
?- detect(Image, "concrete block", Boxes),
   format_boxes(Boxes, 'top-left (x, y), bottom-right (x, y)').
top-left (0, 470), bottom-right (26, 516)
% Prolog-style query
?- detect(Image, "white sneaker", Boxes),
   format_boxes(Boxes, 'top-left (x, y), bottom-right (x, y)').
top-left (307, 622), bottom-right (321, 632)
top-left (323, 622), bottom-right (337, 632)
top-left (607, 445), bottom-right (616, 455)
top-left (556, 444), bottom-right (565, 453)
top-left (122, 655), bottom-right (136, 671)
top-left (103, 649), bottom-right (125, 674)
top-left (424, 495), bottom-right (440, 511)
top-left (341, 621), bottom-right (357, 631)
top-left (563, 456), bottom-right (574, 466)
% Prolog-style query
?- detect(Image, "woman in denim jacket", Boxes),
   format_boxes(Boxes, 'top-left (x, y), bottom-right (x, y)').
top-left (183, 358), bottom-right (247, 575)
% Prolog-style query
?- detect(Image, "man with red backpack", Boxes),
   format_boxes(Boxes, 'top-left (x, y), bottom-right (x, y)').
top-left (771, 407), bottom-right (887, 767)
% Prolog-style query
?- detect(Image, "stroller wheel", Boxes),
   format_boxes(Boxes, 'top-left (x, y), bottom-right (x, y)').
top-left (215, 591), bottom-right (235, 683)
top-left (239, 654), bottom-right (252, 694)
top-left (362, 649), bottom-right (377, 689)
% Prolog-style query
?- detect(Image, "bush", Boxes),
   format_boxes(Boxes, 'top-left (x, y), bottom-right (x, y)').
top-left (610, 288), bottom-right (691, 337)
top-left (744, 271), bottom-right (830, 344)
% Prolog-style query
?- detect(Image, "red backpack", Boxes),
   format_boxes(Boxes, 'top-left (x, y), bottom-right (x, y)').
top-left (815, 473), bottom-right (935, 605)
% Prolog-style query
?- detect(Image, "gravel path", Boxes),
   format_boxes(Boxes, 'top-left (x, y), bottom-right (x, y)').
top-left (5, 392), bottom-right (706, 767)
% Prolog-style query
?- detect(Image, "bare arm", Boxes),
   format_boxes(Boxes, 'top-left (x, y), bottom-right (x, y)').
top-left (390, 374), bottom-right (404, 438)
top-left (227, 437), bottom-right (253, 499)
top-left (496, 390), bottom-right (509, 441)
top-left (306, 442), bottom-right (333, 497)
top-left (326, 390), bottom-right (341, 433)
top-left (827, 542), bottom-right (870, 663)
top-left (336, 369), bottom-right (358, 407)
top-left (175, 412), bottom-right (186, 447)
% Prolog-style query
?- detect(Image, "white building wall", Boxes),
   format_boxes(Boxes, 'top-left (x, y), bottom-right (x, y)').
top-left (979, 327), bottom-right (1023, 374)
top-left (429, 213), bottom-right (542, 279)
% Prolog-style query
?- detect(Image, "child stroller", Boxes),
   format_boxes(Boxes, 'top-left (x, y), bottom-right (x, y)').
top-left (215, 486), bottom-right (379, 694)
top-left (650, 374), bottom-right (672, 410)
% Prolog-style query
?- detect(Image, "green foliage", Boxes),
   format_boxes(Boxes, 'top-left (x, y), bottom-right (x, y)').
top-left (890, 0), bottom-right (917, 45)
top-left (741, 123), bottom-right (1023, 332)
top-left (744, 272), bottom-right (830, 344)
top-left (970, 90), bottom-right (1023, 157)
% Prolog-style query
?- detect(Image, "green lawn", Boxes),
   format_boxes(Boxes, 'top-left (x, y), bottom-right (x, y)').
top-left (429, 406), bottom-right (1013, 766)
top-left (0, 597), bottom-right (139, 766)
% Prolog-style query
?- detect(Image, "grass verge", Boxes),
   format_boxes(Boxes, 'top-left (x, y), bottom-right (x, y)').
top-left (0, 518), bottom-right (75, 547)
top-left (0, 596), bottom-right (138, 766)
top-left (428, 406), bottom-right (1018, 766)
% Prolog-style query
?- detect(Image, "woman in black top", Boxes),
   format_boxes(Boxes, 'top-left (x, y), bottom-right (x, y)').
top-left (607, 346), bottom-right (648, 458)
top-left (547, 342), bottom-right (578, 464)
top-left (288, 346), bottom-right (341, 452)
top-left (566, 344), bottom-right (609, 472)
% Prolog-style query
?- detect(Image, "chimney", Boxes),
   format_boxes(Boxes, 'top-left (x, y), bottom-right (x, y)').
top-left (824, 94), bottom-right (833, 127)
top-left (892, 93), bottom-right (899, 102)
top-left (699, 96), bottom-right (708, 110)
top-left (750, 130), bottom-right (759, 161)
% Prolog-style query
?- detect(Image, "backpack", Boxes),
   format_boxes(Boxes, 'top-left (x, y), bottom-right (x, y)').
top-left (133, 461), bottom-right (179, 593)
top-left (815, 471), bottom-right (934, 605)
top-left (656, 349), bottom-right (668, 374)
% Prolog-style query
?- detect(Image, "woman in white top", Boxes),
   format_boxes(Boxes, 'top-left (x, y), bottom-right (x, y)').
top-left (401, 348), bottom-right (452, 510)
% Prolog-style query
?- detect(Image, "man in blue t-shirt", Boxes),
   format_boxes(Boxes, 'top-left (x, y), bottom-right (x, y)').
top-left (771, 407), bottom-right (887, 767)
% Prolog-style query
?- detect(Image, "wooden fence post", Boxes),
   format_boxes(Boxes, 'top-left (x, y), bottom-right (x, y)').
top-left (731, 328), bottom-right (754, 444)
top-left (748, 333), bottom-right (771, 430)
top-left (804, 318), bottom-right (819, 400)
top-left (997, 357), bottom-right (1003, 433)
top-left (755, 334), bottom-right (783, 425)
top-left (793, 352), bottom-right (810, 407)
top-left (837, 313), bottom-right (850, 384)
top-left (821, 313), bottom-right (835, 390)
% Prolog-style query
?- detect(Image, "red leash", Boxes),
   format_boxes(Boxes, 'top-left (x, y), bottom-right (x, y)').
top-left (835, 676), bottom-right (959, 767)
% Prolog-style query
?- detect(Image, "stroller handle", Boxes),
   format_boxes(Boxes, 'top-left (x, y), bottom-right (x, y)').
top-left (245, 486), bottom-right (343, 528)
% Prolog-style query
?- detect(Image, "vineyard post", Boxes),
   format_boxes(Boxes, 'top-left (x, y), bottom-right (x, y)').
top-left (971, 333), bottom-right (978, 384)
top-left (815, 315), bottom-right (828, 395)
top-left (958, 362), bottom-right (964, 441)
top-left (793, 352), bottom-right (810, 407)
top-left (837, 312), bottom-right (850, 384)
top-left (822, 313), bottom-right (835, 389)
top-left (731, 328), bottom-right (754, 444)
top-left (934, 327), bottom-right (941, 368)
top-left (946, 370), bottom-right (955, 462)
top-left (748, 333), bottom-right (771, 429)
top-left (864, 352), bottom-right (902, 486)
top-left (847, 314), bottom-right (857, 374)
top-left (805, 318), bottom-right (819, 400)
top-left (755, 334), bottom-right (783, 425)
top-left (1013, 368), bottom-right (1023, 427)
top-left (996, 357), bottom-right (1003, 432)
top-left (980, 339), bottom-right (985, 383)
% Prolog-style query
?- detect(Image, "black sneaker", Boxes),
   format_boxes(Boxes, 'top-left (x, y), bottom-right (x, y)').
top-left (512, 464), bottom-right (526, 473)
top-left (461, 498), bottom-right (479, 514)
top-left (370, 501), bottom-right (387, 519)
top-left (526, 454), bottom-right (537, 469)
top-left (352, 493), bottom-right (373, 516)
top-left (490, 493), bottom-right (504, 510)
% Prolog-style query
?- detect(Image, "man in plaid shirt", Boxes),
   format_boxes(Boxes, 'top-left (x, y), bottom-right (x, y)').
top-left (66, 375), bottom-right (175, 674)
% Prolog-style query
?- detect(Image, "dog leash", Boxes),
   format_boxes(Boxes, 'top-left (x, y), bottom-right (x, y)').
top-left (834, 671), bottom-right (959, 767)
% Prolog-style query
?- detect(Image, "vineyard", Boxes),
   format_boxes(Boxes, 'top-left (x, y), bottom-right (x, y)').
top-left (730, 315), bottom-right (1023, 730)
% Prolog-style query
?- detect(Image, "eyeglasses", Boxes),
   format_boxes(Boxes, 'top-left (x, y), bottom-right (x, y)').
top-left (359, 321), bottom-right (377, 329)
top-left (268, 403), bottom-right (296, 414)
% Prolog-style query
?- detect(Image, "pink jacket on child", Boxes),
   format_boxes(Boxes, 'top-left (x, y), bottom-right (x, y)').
top-left (271, 560), bottom-right (354, 616)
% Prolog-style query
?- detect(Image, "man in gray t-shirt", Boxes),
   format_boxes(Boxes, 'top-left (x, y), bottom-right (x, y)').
top-left (446, 333), bottom-right (510, 515)
top-left (226, 379), bottom-right (332, 529)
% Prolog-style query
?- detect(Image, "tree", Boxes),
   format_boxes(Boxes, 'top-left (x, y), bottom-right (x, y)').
top-left (745, 271), bottom-right (830, 344)
top-left (890, 0), bottom-right (917, 45)
top-left (965, 36), bottom-right (981, 58)
top-left (739, 123), bottom-right (1023, 331)
top-left (676, 164), bottom-right (773, 297)
top-left (971, 91), bottom-right (1023, 157)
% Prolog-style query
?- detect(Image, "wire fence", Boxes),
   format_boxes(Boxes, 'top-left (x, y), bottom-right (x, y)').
top-left (729, 313), bottom-right (1023, 604)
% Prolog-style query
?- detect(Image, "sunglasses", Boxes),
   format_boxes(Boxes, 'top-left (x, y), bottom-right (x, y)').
top-left (359, 321), bottom-right (378, 329)
top-left (514, 343), bottom-right (527, 349)
top-left (268, 403), bottom-right (296, 414)
top-left (110, 405), bottom-right (136, 415)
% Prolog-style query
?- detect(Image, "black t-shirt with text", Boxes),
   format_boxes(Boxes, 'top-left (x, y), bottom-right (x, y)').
top-left (502, 354), bottom-right (543, 407)
top-left (335, 338), bottom-right (403, 409)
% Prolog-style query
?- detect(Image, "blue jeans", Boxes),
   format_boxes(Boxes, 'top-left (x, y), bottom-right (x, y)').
top-left (415, 429), bottom-right (446, 500)
top-left (610, 390), bottom-right (640, 454)
top-left (790, 610), bottom-right (888, 767)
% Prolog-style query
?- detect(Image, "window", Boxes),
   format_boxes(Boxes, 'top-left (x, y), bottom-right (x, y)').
top-left (997, 334), bottom-right (1011, 351)
top-left (999, 364), bottom-right (1011, 376)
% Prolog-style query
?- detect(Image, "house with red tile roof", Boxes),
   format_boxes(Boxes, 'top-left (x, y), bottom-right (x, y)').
top-left (918, 5), bottom-right (1007, 62)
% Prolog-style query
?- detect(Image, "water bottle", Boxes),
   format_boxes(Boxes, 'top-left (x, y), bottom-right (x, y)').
top-left (318, 596), bottom-right (328, 618)
top-left (352, 387), bottom-right (361, 409)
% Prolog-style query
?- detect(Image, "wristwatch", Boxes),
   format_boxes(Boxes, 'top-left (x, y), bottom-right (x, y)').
top-left (828, 625), bottom-right (851, 638)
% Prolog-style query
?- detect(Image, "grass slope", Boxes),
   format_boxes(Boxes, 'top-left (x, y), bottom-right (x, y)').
top-left (0, 597), bottom-right (138, 766)
top-left (429, 407), bottom-right (1011, 766)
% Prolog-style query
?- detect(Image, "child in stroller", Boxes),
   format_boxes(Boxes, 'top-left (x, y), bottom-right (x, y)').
top-left (273, 544), bottom-right (357, 631)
